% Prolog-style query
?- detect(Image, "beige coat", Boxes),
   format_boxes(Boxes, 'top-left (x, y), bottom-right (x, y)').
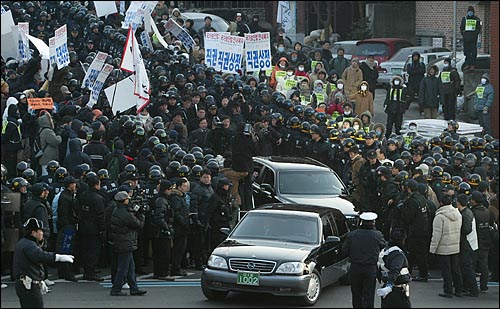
top-left (342, 66), bottom-right (363, 97)
top-left (351, 91), bottom-right (374, 116)
top-left (429, 204), bottom-right (462, 255)
top-left (350, 154), bottom-right (366, 205)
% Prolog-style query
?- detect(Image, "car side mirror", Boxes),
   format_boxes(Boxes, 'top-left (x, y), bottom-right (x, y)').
top-left (260, 183), bottom-right (274, 195)
top-left (324, 236), bottom-right (341, 245)
top-left (219, 227), bottom-right (231, 236)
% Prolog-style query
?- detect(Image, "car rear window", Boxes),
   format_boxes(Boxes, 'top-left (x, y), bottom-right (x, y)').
top-left (278, 171), bottom-right (343, 195)
top-left (333, 43), bottom-right (357, 55)
top-left (354, 43), bottom-right (390, 57)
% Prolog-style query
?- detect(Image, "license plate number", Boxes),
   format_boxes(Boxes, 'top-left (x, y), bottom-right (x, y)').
top-left (237, 272), bottom-right (259, 286)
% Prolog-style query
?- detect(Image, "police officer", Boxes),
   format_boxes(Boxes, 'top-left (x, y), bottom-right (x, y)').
top-left (206, 177), bottom-right (232, 252)
top-left (152, 180), bottom-right (174, 278)
top-left (14, 218), bottom-right (74, 308)
top-left (377, 228), bottom-right (412, 308)
top-left (343, 212), bottom-right (386, 308)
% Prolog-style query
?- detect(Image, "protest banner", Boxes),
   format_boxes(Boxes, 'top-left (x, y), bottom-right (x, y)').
top-left (122, 1), bottom-right (143, 30)
top-left (164, 18), bottom-right (195, 51)
top-left (244, 32), bottom-right (272, 72)
top-left (204, 32), bottom-right (223, 71)
top-left (18, 23), bottom-right (30, 62)
top-left (94, 1), bottom-right (117, 17)
top-left (88, 64), bottom-right (113, 107)
top-left (1, 10), bottom-right (14, 35)
top-left (54, 25), bottom-right (69, 69)
top-left (26, 34), bottom-right (49, 59)
top-left (27, 98), bottom-right (54, 110)
top-left (82, 51), bottom-right (108, 89)
top-left (216, 33), bottom-right (244, 74)
top-left (48, 37), bottom-right (56, 65)
top-left (140, 30), bottom-right (153, 51)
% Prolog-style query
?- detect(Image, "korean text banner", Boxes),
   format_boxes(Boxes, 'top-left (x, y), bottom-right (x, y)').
top-left (205, 32), bottom-right (244, 74)
top-left (54, 25), bottom-right (69, 69)
top-left (18, 23), bottom-right (30, 62)
top-left (164, 19), bottom-right (195, 51)
top-left (244, 32), bottom-right (271, 72)
top-left (88, 64), bottom-right (113, 107)
top-left (82, 51), bottom-right (108, 89)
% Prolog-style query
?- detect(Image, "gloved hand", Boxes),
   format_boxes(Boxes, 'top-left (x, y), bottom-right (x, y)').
top-left (55, 254), bottom-right (75, 263)
top-left (483, 106), bottom-right (488, 114)
top-left (377, 284), bottom-right (393, 298)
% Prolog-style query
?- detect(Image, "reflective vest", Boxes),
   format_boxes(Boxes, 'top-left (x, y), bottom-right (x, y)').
top-left (1, 119), bottom-right (22, 143)
top-left (475, 86), bottom-right (485, 99)
top-left (390, 88), bottom-right (404, 102)
top-left (440, 71), bottom-right (451, 83)
top-left (465, 19), bottom-right (477, 31)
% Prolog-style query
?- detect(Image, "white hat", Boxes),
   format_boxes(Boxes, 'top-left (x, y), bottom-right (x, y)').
top-left (359, 212), bottom-right (378, 221)
top-left (416, 163), bottom-right (429, 175)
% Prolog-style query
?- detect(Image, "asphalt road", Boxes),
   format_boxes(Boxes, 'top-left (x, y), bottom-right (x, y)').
top-left (1, 268), bottom-right (498, 308)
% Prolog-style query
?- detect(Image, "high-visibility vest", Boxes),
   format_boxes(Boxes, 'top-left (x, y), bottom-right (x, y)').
top-left (440, 72), bottom-right (451, 83)
top-left (465, 19), bottom-right (477, 31)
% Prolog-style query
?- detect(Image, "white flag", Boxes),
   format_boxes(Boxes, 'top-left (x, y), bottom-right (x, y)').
top-left (132, 29), bottom-right (150, 101)
top-left (120, 27), bottom-right (134, 72)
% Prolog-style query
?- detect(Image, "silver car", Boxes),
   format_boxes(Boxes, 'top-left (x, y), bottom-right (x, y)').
top-left (201, 204), bottom-right (350, 306)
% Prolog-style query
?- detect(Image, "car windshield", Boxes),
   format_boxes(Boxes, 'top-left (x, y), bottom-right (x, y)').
top-left (389, 49), bottom-right (416, 62)
top-left (278, 171), bottom-right (343, 195)
top-left (354, 43), bottom-right (390, 57)
top-left (333, 43), bottom-right (356, 55)
top-left (231, 212), bottom-right (319, 244)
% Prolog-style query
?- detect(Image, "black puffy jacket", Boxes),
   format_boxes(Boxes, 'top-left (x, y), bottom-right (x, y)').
top-left (13, 235), bottom-right (56, 281)
top-left (190, 182), bottom-right (214, 226)
top-left (152, 193), bottom-right (174, 238)
top-left (169, 189), bottom-right (190, 237)
top-left (110, 203), bottom-right (144, 253)
top-left (401, 192), bottom-right (430, 237)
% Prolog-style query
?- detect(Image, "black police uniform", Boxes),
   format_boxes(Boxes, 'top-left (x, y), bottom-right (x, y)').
top-left (343, 219), bottom-right (386, 308)
top-left (152, 192), bottom-right (174, 277)
top-left (13, 234), bottom-right (56, 308)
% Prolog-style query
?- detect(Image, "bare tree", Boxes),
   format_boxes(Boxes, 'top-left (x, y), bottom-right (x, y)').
top-left (311, 1), bottom-right (334, 40)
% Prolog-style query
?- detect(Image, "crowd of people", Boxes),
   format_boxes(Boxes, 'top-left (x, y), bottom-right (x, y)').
top-left (0, 0), bottom-right (498, 306)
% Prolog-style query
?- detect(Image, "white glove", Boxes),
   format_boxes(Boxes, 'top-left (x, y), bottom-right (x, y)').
top-left (377, 285), bottom-right (393, 298)
top-left (55, 254), bottom-right (75, 263)
top-left (40, 281), bottom-right (49, 295)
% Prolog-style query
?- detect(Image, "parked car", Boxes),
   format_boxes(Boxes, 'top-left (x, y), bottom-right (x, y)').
top-left (251, 156), bottom-right (359, 229)
top-left (378, 46), bottom-right (450, 87)
top-left (201, 203), bottom-right (351, 306)
top-left (425, 53), bottom-right (490, 87)
top-left (180, 12), bottom-right (230, 33)
top-left (402, 51), bottom-right (453, 84)
top-left (331, 40), bottom-right (359, 60)
top-left (352, 38), bottom-right (414, 73)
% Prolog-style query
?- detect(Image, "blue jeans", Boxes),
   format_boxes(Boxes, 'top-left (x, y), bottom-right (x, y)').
top-left (111, 251), bottom-right (139, 293)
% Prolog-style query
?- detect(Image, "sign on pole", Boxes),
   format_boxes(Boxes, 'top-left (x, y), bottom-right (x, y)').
top-left (18, 22), bottom-right (30, 62)
top-left (82, 51), bottom-right (108, 89)
top-left (94, 1), bottom-right (118, 17)
top-left (164, 19), bottom-right (195, 51)
top-left (54, 25), bottom-right (69, 69)
top-left (244, 32), bottom-right (272, 72)
top-left (88, 64), bottom-right (114, 107)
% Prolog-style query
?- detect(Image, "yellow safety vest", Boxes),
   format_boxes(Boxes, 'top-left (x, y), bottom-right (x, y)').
top-left (475, 86), bottom-right (485, 99)
top-left (1, 119), bottom-right (22, 142)
top-left (440, 72), bottom-right (451, 83)
top-left (465, 19), bottom-right (477, 31)
top-left (284, 78), bottom-right (297, 90)
top-left (315, 92), bottom-right (325, 104)
top-left (390, 88), bottom-right (404, 102)
top-left (275, 71), bottom-right (286, 79)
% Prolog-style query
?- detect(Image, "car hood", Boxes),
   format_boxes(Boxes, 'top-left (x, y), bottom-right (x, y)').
top-left (381, 61), bottom-right (406, 69)
top-left (279, 195), bottom-right (358, 217)
top-left (213, 238), bottom-right (316, 262)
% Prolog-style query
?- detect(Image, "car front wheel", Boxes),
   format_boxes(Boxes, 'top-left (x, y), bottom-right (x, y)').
top-left (298, 269), bottom-right (321, 306)
top-left (201, 278), bottom-right (229, 301)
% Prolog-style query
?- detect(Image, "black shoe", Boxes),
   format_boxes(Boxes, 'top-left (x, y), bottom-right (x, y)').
top-left (110, 291), bottom-right (128, 296)
top-left (65, 276), bottom-right (78, 282)
top-left (130, 290), bottom-right (147, 296)
top-left (463, 292), bottom-right (479, 297)
top-left (439, 293), bottom-right (453, 298)
top-left (480, 287), bottom-right (488, 293)
top-left (453, 292), bottom-right (463, 297)
top-left (412, 276), bottom-right (428, 282)
top-left (135, 269), bottom-right (148, 275)
top-left (171, 271), bottom-right (188, 277)
top-left (84, 276), bottom-right (104, 282)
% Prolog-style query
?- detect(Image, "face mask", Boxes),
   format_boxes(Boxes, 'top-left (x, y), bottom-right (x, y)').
top-left (315, 87), bottom-right (323, 92)
top-left (376, 131), bottom-right (382, 136)
top-left (394, 80), bottom-right (400, 86)
top-left (467, 11), bottom-right (473, 17)
top-left (481, 78), bottom-right (487, 85)
top-left (291, 56), bottom-right (297, 61)
top-left (278, 47), bottom-right (285, 52)
top-left (361, 85), bottom-right (367, 91)
top-left (344, 110), bottom-right (351, 115)
top-left (298, 66), bottom-right (304, 71)
top-left (337, 83), bottom-right (344, 90)
top-left (353, 124), bottom-right (359, 130)
top-left (279, 64), bottom-right (286, 69)
top-left (287, 71), bottom-right (294, 76)
top-left (332, 77), bottom-right (338, 82)
top-left (443, 63), bottom-right (449, 68)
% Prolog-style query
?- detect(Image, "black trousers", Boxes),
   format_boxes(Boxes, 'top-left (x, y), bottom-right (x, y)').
top-left (459, 249), bottom-right (478, 294)
top-left (152, 238), bottom-right (171, 277)
top-left (463, 40), bottom-right (477, 66)
top-left (438, 254), bottom-right (462, 294)
top-left (189, 225), bottom-right (205, 267)
top-left (475, 248), bottom-right (489, 290)
top-left (133, 230), bottom-right (145, 270)
top-left (80, 233), bottom-right (100, 277)
top-left (15, 280), bottom-right (44, 308)
top-left (349, 264), bottom-right (377, 308)
top-left (238, 173), bottom-right (253, 211)
top-left (385, 112), bottom-right (404, 137)
top-left (171, 235), bottom-right (187, 274)
top-left (381, 286), bottom-right (411, 308)
top-left (407, 237), bottom-right (428, 278)
top-left (441, 94), bottom-right (457, 121)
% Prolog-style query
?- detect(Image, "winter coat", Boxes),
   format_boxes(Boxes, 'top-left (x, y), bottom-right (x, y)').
top-left (110, 203), bottom-right (144, 253)
top-left (206, 188), bottom-right (231, 230)
top-left (384, 76), bottom-right (408, 114)
top-left (473, 81), bottom-right (494, 112)
top-left (38, 113), bottom-right (62, 166)
top-left (418, 74), bottom-right (440, 108)
top-left (82, 140), bottom-right (110, 172)
top-left (429, 204), bottom-right (462, 255)
top-left (401, 192), bottom-right (430, 238)
top-left (406, 53), bottom-right (426, 91)
top-left (57, 189), bottom-right (78, 231)
top-left (1, 104), bottom-right (22, 152)
top-left (460, 15), bottom-right (481, 42)
top-left (78, 188), bottom-right (106, 236)
top-left (63, 139), bottom-right (93, 174)
top-left (329, 56), bottom-right (350, 77)
top-left (152, 193), bottom-right (174, 238)
top-left (360, 61), bottom-right (379, 92)
top-left (438, 67), bottom-right (461, 95)
top-left (352, 86), bottom-right (374, 116)
top-left (459, 207), bottom-right (478, 252)
top-left (22, 196), bottom-right (51, 239)
top-left (231, 133), bottom-right (256, 173)
top-left (350, 154), bottom-right (366, 203)
top-left (169, 189), bottom-right (190, 237)
top-left (270, 57), bottom-right (289, 90)
top-left (341, 65), bottom-right (363, 97)
top-left (472, 204), bottom-right (492, 250)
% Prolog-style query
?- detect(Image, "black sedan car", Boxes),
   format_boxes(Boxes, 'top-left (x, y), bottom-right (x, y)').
top-left (201, 204), bottom-right (351, 306)
top-left (252, 156), bottom-right (359, 228)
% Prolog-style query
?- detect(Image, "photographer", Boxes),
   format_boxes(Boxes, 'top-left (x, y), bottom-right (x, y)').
top-left (109, 191), bottom-right (147, 296)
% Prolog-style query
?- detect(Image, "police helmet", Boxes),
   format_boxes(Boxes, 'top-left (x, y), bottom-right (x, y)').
top-left (442, 172), bottom-right (452, 184)
top-left (11, 177), bottom-right (29, 191)
top-left (458, 182), bottom-right (471, 196)
top-left (124, 164), bottom-right (137, 175)
top-left (468, 174), bottom-right (481, 187)
top-left (149, 169), bottom-right (162, 181)
top-left (97, 169), bottom-right (109, 180)
top-left (55, 167), bottom-right (68, 182)
top-left (310, 124), bottom-right (321, 135)
top-left (16, 161), bottom-right (29, 176)
top-left (182, 153), bottom-right (196, 166)
top-left (175, 150), bottom-right (187, 162)
top-left (431, 166), bottom-right (444, 178)
top-left (177, 165), bottom-right (190, 178)
top-left (206, 160), bottom-right (219, 175)
top-left (22, 169), bottom-right (36, 183)
top-left (451, 176), bottom-right (462, 189)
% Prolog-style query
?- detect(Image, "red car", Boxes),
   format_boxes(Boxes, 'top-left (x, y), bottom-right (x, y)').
top-left (352, 38), bottom-right (414, 72)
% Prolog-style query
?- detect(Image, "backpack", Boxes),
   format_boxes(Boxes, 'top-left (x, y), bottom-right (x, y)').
top-left (107, 155), bottom-right (120, 181)
top-left (33, 127), bottom-right (49, 159)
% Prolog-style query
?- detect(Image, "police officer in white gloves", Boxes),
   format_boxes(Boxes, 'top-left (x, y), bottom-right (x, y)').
top-left (13, 218), bottom-right (74, 308)
top-left (343, 212), bottom-right (386, 308)
top-left (377, 228), bottom-right (412, 308)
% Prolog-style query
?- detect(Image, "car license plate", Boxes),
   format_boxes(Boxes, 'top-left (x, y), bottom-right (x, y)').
top-left (392, 68), bottom-right (402, 74)
top-left (237, 271), bottom-right (259, 286)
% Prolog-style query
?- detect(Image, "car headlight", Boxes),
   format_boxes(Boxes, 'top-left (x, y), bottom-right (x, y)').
top-left (207, 255), bottom-right (228, 270)
top-left (276, 262), bottom-right (305, 274)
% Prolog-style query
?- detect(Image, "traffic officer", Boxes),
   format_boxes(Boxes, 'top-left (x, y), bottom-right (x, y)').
top-left (14, 218), bottom-right (74, 308)
top-left (377, 228), bottom-right (412, 308)
top-left (343, 212), bottom-right (386, 308)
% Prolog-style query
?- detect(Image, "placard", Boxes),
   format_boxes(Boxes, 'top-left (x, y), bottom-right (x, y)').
top-left (245, 32), bottom-right (271, 72)
top-left (27, 97), bottom-right (54, 110)
top-left (54, 25), bottom-right (69, 69)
